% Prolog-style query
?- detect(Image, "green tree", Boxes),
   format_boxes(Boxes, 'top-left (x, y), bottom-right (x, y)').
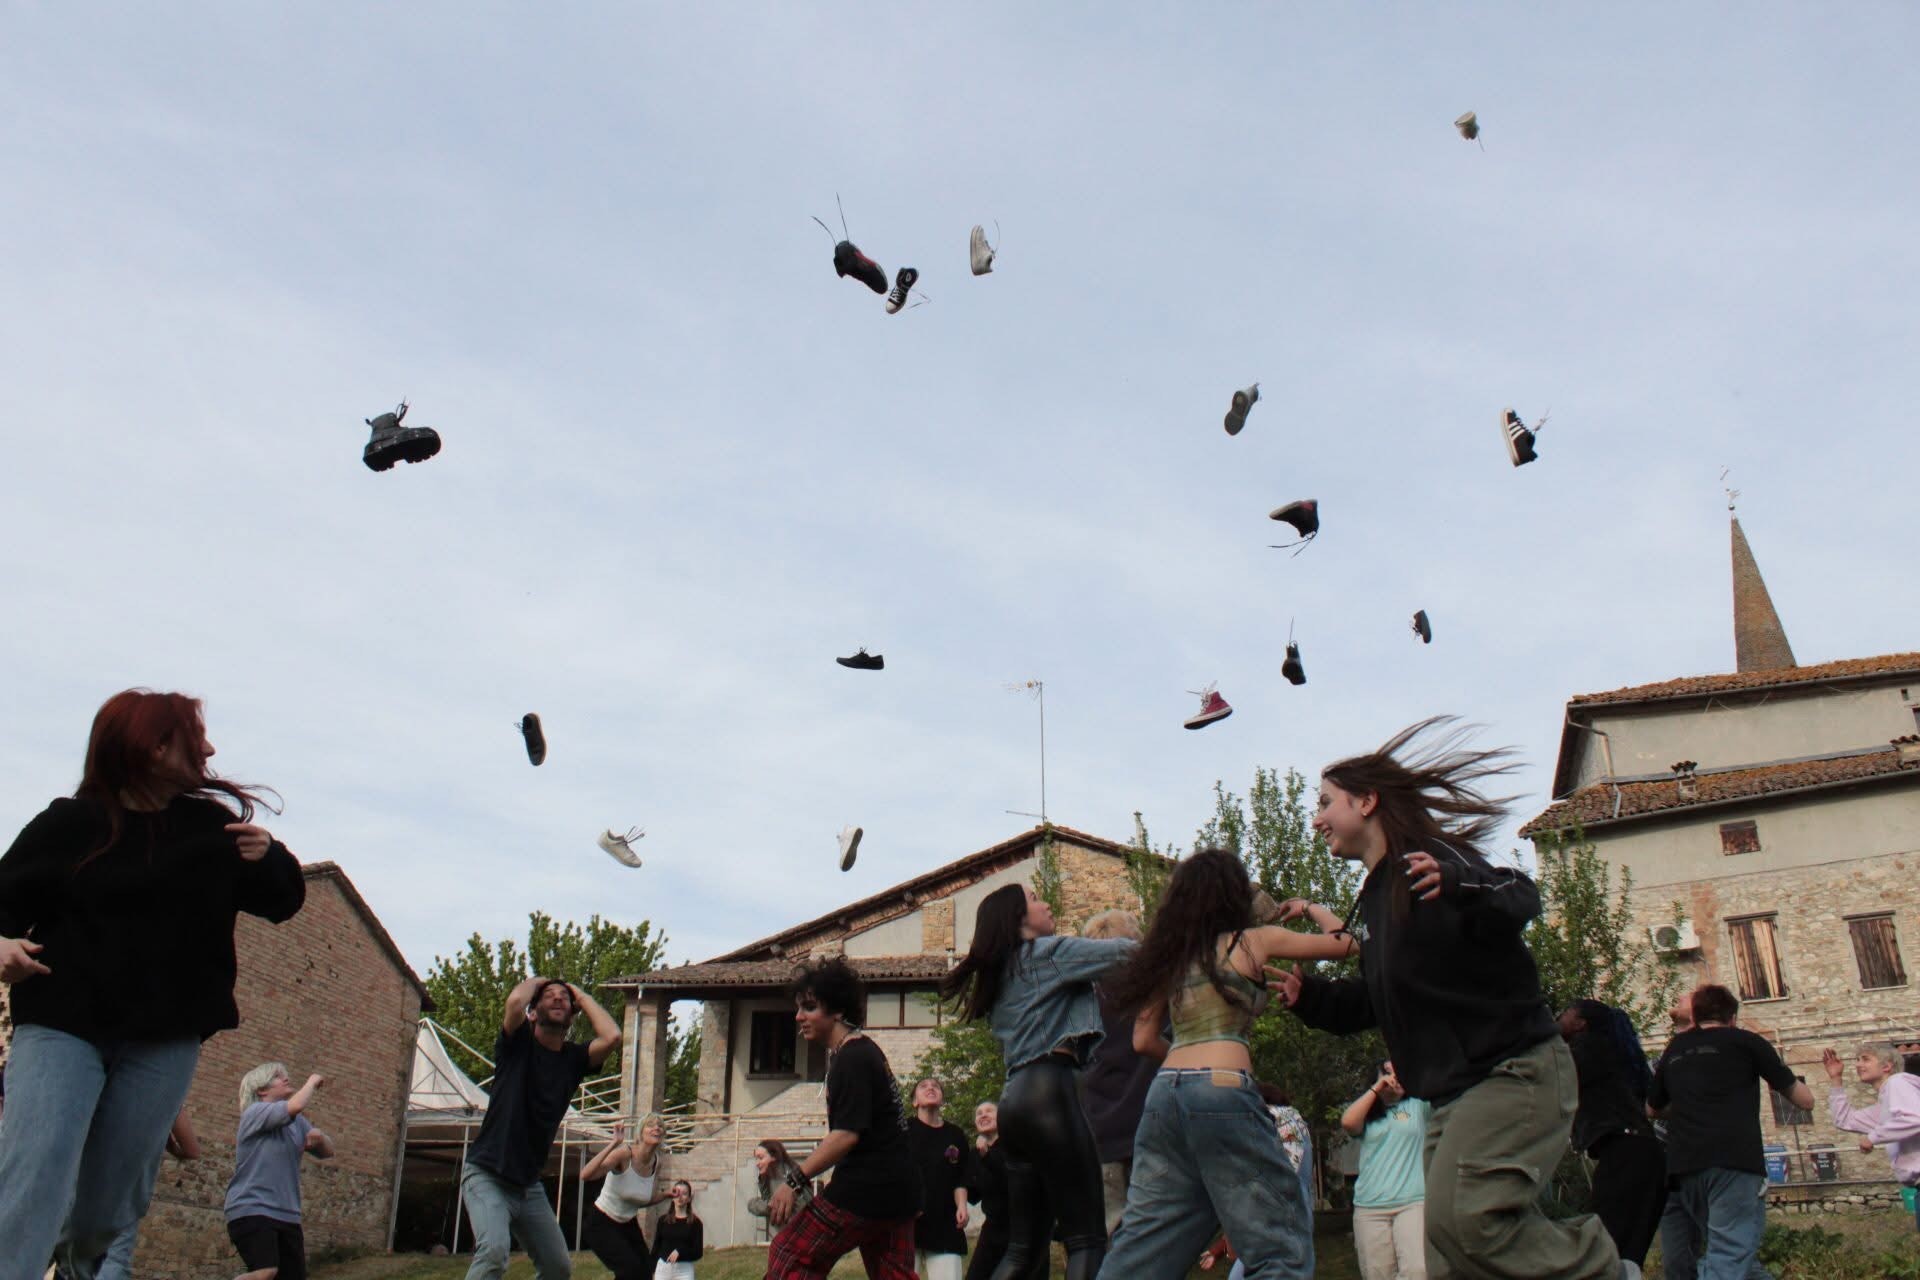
top-left (1525, 825), bottom-right (1687, 1038)
top-left (1126, 812), bottom-right (1176, 923)
top-left (423, 911), bottom-right (668, 1084)
top-left (663, 1009), bottom-right (702, 1111)
top-left (1031, 826), bottom-right (1067, 920)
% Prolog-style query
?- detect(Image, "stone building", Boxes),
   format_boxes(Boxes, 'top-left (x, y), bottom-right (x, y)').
top-left (1523, 515), bottom-right (1920, 1200)
top-left (603, 823), bottom-right (1144, 1248)
top-left (129, 861), bottom-right (432, 1276)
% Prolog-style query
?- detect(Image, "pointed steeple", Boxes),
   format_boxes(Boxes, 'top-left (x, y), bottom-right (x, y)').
top-left (1731, 517), bottom-right (1795, 672)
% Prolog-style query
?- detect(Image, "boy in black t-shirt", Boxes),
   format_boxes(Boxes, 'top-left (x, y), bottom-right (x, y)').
top-left (906, 1078), bottom-right (977, 1280)
top-left (1648, 984), bottom-right (1814, 1280)
top-left (461, 977), bottom-right (623, 1280)
top-left (765, 956), bottom-right (920, 1280)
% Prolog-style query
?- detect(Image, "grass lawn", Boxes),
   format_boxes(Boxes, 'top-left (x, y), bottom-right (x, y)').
top-left (313, 1236), bottom-right (1365, 1279)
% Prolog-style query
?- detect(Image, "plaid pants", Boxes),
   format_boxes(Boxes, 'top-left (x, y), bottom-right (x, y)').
top-left (765, 1195), bottom-right (915, 1280)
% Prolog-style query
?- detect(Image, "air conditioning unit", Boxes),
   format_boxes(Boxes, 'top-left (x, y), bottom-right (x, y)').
top-left (1649, 922), bottom-right (1701, 954)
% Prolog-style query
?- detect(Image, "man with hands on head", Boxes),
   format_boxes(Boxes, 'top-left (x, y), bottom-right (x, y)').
top-left (461, 975), bottom-right (622, 1280)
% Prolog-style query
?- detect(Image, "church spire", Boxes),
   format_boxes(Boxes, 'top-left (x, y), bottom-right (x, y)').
top-left (1731, 515), bottom-right (1796, 672)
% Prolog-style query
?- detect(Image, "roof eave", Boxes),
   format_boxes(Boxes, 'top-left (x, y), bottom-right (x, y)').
top-left (1569, 665), bottom-right (1920, 714)
top-left (1522, 764), bottom-right (1920, 838)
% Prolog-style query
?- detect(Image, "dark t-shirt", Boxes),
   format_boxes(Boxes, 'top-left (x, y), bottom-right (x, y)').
top-left (908, 1117), bottom-right (975, 1254)
top-left (466, 1021), bottom-right (592, 1186)
top-left (820, 1035), bottom-right (920, 1221)
top-left (1649, 1025), bottom-right (1800, 1177)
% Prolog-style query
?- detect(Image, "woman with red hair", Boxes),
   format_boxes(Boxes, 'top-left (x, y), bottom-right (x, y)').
top-left (0, 689), bottom-right (306, 1280)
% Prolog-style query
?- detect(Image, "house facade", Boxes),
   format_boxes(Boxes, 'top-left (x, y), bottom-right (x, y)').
top-left (603, 823), bottom-right (1144, 1247)
top-left (1524, 516), bottom-right (1920, 1203)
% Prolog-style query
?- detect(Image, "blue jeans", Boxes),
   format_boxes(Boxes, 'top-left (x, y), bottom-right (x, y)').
top-left (1100, 1069), bottom-right (1313, 1279)
top-left (0, 1024), bottom-right (200, 1280)
top-left (1671, 1169), bottom-right (1769, 1280)
top-left (460, 1163), bottom-right (572, 1280)
top-left (94, 1222), bottom-right (140, 1280)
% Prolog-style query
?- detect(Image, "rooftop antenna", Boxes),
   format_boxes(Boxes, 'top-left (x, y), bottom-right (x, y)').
top-left (1004, 679), bottom-right (1047, 824)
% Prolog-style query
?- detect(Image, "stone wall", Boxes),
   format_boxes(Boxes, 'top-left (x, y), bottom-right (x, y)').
top-left (1767, 1180), bottom-right (1910, 1216)
top-left (131, 868), bottom-right (423, 1278)
top-left (1628, 849), bottom-right (1920, 1185)
top-left (1052, 839), bottom-right (1144, 932)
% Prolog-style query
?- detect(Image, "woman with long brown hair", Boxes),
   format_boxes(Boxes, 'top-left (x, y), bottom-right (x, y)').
top-left (1094, 849), bottom-right (1353, 1279)
top-left (1268, 718), bottom-right (1630, 1279)
top-left (941, 882), bottom-right (1134, 1280)
top-left (0, 689), bottom-right (306, 1279)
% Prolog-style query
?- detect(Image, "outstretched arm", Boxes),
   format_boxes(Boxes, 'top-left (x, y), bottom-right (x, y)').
top-left (581, 1127), bottom-right (632, 1180)
top-left (285, 1074), bottom-right (325, 1119)
top-left (571, 983), bottom-right (623, 1070)
top-left (503, 976), bottom-right (546, 1033)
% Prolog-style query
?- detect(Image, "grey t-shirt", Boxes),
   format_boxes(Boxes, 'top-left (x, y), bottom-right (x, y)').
top-left (224, 1100), bottom-right (313, 1223)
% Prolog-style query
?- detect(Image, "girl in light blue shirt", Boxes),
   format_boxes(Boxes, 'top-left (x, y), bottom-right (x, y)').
top-left (1340, 1061), bottom-right (1429, 1280)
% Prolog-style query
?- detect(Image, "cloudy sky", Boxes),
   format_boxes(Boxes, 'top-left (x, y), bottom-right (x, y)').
top-left (2, 4), bottom-right (1913, 980)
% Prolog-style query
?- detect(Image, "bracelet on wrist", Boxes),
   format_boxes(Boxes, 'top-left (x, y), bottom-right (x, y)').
top-left (785, 1167), bottom-right (810, 1191)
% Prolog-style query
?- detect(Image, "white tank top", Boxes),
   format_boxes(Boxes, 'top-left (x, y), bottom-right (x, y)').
top-left (594, 1163), bottom-right (656, 1223)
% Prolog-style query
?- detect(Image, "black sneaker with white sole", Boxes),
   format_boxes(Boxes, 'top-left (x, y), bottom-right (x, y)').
top-left (1502, 409), bottom-right (1538, 467)
top-left (885, 267), bottom-right (919, 314)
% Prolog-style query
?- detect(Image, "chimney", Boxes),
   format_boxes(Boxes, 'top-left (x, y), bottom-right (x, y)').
top-left (1672, 760), bottom-right (1700, 801)
top-left (1732, 518), bottom-right (1796, 673)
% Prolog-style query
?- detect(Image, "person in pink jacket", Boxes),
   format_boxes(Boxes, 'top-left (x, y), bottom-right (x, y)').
top-left (1821, 1043), bottom-right (1920, 1231)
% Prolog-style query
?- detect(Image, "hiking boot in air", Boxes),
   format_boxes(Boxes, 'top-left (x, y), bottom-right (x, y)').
top-left (1184, 685), bottom-right (1233, 730)
top-left (519, 713), bottom-right (547, 766)
top-left (1455, 111), bottom-right (1480, 141)
top-left (838, 824), bottom-right (864, 872)
top-left (833, 241), bottom-right (888, 294)
top-left (1281, 643), bottom-right (1307, 686)
top-left (362, 400), bottom-right (442, 472)
top-left (598, 827), bottom-right (644, 868)
top-left (1501, 408), bottom-right (1538, 467)
top-left (969, 224), bottom-right (995, 276)
top-left (1269, 499), bottom-right (1319, 548)
top-left (885, 266), bottom-right (919, 315)
top-left (836, 648), bottom-right (885, 671)
top-left (1411, 610), bottom-right (1432, 644)
top-left (1224, 384), bottom-right (1260, 436)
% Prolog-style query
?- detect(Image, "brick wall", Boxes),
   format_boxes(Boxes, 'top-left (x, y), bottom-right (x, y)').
top-left (131, 867), bottom-right (424, 1278)
top-left (1053, 840), bottom-right (1144, 932)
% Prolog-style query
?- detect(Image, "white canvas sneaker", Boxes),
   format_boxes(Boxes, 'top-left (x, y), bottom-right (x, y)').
top-left (970, 224), bottom-right (995, 275)
top-left (598, 827), bottom-right (644, 868)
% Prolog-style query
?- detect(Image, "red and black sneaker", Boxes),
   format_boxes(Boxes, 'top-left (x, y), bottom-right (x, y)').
top-left (833, 241), bottom-right (888, 295)
top-left (1269, 499), bottom-right (1319, 548)
top-left (1184, 685), bottom-right (1233, 729)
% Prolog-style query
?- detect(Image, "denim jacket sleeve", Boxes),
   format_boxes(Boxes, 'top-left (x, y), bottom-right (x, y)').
top-left (992, 936), bottom-right (1138, 1072)
top-left (1042, 935), bottom-right (1135, 984)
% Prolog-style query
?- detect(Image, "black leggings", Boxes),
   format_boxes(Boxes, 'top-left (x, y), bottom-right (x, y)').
top-left (991, 1058), bottom-right (1106, 1280)
top-left (968, 1220), bottom-right (1051, 1280)
top-left (1588, 1130), bottom-right (1667, 1268)
top-left (582, 1205), bottom-right (652, 1280)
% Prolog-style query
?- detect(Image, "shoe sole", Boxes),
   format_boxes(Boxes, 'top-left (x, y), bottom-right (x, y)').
top-left (1184, 707), bottom-right (1233, 729)
top-left (364, 430), bottom-right (442, 471)
top-left (836, 657), bottom-right (884, 670)
top-left (840, 829), bottom-right (863, 871)
top-left (1283, 670), bottom-right (1306, 687)
top-left (521, 714), bottom-right (547, 766)
top-left (1225, 389), bottom-right (1257, 435)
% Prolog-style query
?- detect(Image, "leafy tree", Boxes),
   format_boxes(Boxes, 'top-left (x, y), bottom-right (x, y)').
top-left (1525, 824), bottom-right (1687, 1038)
top-left (663, 1008), bottom-right (702, 1111)
top-left (1031, 826), bottom-right (1067, 920)
top-left (423, 911), bottom-right (668, 1084)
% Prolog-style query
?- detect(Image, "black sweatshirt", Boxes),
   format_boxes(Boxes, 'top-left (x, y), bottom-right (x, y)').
top-left (0, 795), bottom-right (306, 1042)
top-left (653, 1214), bottom-right (704, 1262)
top-left (1290, 837), bottom-right (1557, 1103)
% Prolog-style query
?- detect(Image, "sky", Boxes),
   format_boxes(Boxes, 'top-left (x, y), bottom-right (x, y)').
top-left (1, 4), bottom-right (1915, 981)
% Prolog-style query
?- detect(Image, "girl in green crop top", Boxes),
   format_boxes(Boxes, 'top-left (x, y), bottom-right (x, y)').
top-left (1097, 849), bottom-right (1354, 1279)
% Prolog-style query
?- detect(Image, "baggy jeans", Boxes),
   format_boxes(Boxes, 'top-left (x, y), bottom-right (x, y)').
top-left (0, 1024), bottom-right (200, 1280)
top-left (1420, 1036), bottom-right (1620, 1279)
top-left (1100, 1068), bottom-right (1312, 1279)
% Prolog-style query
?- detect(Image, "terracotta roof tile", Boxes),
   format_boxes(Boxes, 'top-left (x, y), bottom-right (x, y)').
top-left (1522, 749), bottom-right (1919, 836)
top-left (1568, 653), bottom-right (1920, 708)
top-left (612, 953), bottom-right (952, 992)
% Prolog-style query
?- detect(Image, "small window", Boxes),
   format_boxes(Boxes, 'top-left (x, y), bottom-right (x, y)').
top-left (902, 989), bottom-right (942, 1029)
top-left (748, 1010), bottom-right (797, 1076)
top-left (864, 992), bottom-right (903, 1029)
top-left (1719, 821), bottom-right (1761, 856)
top-left (1728, 915), bottom-right (1787, 1001)
top-left (1847, 915), bottom-right (1908, 990)
top-left (1772, 1073), bottom-right (1814, 1126)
